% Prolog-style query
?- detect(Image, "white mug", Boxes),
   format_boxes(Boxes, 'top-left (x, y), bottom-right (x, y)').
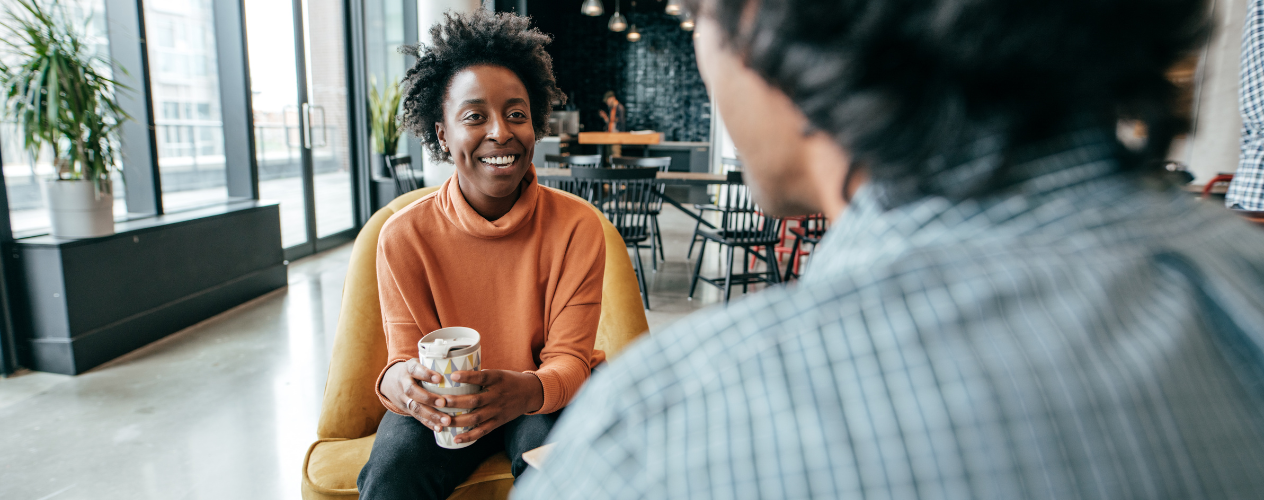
top-left (418, 327), bottom-right (482, 449)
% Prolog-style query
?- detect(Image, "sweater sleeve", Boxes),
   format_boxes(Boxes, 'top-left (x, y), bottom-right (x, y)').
top-left (374, 226), bottom-right (433, 416)
top-left (527, 213), bottom-right (607, 414)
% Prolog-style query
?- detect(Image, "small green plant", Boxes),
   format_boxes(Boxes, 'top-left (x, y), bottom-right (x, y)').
top-left (368, 76), bottom-right (402, 155)
top-left (0, 0), bottom-right (128, 192)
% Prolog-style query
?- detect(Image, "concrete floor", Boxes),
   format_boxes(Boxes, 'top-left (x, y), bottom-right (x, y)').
top-left (0, 203), bottom-right (781, 500)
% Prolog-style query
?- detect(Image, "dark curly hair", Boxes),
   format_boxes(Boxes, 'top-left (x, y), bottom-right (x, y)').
top-left (685, 0), bottom-right (1210, 206)
top-left (400, 10), bottom-right (565, 163)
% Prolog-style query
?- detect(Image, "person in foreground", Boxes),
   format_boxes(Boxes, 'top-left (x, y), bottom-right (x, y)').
top-left (516, 0), bottom-right (1264, 498)
top-left (356, 11), bottom-right (607, 500)
top-left (1229, 0), bottom-right (1264, 211)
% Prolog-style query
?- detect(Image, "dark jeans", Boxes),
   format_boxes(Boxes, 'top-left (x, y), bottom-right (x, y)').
top-left (357, 410), bottom-right (559, 500)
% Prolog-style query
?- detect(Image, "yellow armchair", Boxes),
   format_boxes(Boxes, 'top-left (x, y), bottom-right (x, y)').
top-left (301, 185), bottom-right (650, 499)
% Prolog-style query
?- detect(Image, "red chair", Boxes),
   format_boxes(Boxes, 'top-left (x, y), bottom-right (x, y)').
top-left (750, 215), bottom-right (807, 274)
top-left (1201, 173), bottom-right (1235, 199)
top-left (784, 214), bottom-right (829, 281)
top-left (1199, 173), bottom-right (1264, 228)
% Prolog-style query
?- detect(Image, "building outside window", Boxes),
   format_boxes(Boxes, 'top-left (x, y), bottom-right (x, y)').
top-left (143, 0), bottom-right (230, 213)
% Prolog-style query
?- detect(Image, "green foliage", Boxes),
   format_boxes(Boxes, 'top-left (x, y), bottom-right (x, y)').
top-left (0, 0), bottom-right (129, 191)
top-left (368, 76), bottom-right (402, 155)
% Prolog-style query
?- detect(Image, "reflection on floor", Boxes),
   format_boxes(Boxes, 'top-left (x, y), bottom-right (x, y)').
top-left (0, 203), bottom-right (785, 500)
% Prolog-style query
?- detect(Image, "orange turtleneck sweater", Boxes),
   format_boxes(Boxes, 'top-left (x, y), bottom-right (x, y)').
top-left (374, 167), bottom-right (607, 415)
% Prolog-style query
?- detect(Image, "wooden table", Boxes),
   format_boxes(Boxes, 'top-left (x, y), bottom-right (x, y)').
top-left (536, 167), bottom-right (731, 185)
top-left (578, 131), bottom-right (664, 145)
top-left (578, 131), bottom-right (664, 162)
top-left (536, 167), bottom-right (740, 228)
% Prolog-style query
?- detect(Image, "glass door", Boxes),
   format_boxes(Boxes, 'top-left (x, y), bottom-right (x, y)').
top-left (245, 0), bottom-right (356, 258)
top-left (304, 0), bottom-right (354, 238)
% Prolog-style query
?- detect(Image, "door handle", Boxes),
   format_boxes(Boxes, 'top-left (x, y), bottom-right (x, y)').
top-left (301, 103), bottom-right (312, 149)
top-left (311, 105), bottom-right (328, 148)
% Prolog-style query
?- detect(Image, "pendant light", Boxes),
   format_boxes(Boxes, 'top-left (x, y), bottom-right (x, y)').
top-left (679, 11), bottom-right (695, 31)
top-left (608, 0), bottom-right (628, 32)
top-left (665, 0), bottom-right (682, 15)
top-left (627, 24), bottom-right (641, 41)
top-left (581, 0), bottom-right (603, 16)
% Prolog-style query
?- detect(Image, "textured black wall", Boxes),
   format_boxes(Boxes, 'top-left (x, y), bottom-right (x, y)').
top-left (534, 6), bottom-right (711, 142)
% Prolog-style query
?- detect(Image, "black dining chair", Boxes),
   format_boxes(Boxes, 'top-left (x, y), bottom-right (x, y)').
top-left (687, 157), bottom-right (744, 259)
top-left (572, 166), bottom-right (660, 309)
top-left (385, 155), bottom-right (420, 196)
top-left (541, 154), bottom-right (603, 195)
top-left (611, 156), bottom-right (671, 271)
top-left (783, 213), bottom-right (829, 281)
top-left (688, 180), bottom-right (783, 303)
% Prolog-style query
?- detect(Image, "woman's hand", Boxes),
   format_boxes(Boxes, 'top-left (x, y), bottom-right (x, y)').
top-left (380, 359), bottom-right (456, 432)
top-left (437, 370), bottom-right (544, 445)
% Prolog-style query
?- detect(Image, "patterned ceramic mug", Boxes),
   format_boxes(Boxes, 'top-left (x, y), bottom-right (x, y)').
top-left (418, 327), bottom-right (482, 449)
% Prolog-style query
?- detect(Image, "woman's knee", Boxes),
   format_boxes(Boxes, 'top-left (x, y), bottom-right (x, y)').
top-left (360, 412), bottom-right (504, 499)
top-left (360, 413), bottom-right (433, 481)
top-left (504, 412), bottom-right (561, 477)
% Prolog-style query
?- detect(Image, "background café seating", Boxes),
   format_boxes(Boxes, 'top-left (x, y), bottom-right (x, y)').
top-left (783, 213), bottom-right (829, 281)
top-left (610, 156), bottom-right (673, 271)
top-left (300, 186), bottom-right (651, 500)
top-left (571, 166), bottom-right (661, 309)
top-left (688, 177), bottom-right (785, 303)
top-left (541, 154), bottom-right (604, 195)
top-left (688, 157), bottom-right (744, 258)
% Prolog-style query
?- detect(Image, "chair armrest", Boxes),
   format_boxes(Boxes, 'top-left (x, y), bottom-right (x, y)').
top-left (316, 208), bottom-right (394, 440)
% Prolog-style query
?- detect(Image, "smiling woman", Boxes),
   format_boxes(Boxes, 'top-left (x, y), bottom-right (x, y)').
top-left (437, 65), bottom-right (538, 220)
top-left (356, 11), bottom-right (608, 500)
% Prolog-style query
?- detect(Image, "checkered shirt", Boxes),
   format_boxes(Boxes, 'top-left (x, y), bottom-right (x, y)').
top-left (1229, 0), bottom-right (1264, 210)
top-left (515, 127), bottom-right (1264, 500)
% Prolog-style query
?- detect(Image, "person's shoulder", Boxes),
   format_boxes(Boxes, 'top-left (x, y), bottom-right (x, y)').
top-left (587, 281), bottom-right (854, 413)
top-left (378, 189), bottom-right (444, 248)
top-left (537, 185), bottom-right (605, 235)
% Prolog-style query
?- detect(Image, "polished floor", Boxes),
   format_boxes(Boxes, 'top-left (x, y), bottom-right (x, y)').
top-left (0, 201), bottom-right (783, 500)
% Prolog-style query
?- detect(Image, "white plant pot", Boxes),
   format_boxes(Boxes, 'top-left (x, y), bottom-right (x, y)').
top-left (43, 179), bottom-right (115, 239)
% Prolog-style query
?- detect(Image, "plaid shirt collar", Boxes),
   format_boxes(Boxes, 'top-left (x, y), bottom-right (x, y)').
top-left (807, 126), bottom-right (1131, 284)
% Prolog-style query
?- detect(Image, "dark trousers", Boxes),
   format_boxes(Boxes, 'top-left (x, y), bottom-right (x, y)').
top-left (357, 410), bottom-right (559, 500)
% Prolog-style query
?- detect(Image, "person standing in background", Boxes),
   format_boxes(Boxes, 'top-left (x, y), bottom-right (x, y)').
top-left (598, 90), bottom-right (625, 132)
top-left (1229, 0), bottom-right (1264, 210)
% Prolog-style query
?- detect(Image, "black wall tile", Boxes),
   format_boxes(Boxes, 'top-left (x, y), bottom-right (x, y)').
top-left (539, 8), bottom-right (710, 142)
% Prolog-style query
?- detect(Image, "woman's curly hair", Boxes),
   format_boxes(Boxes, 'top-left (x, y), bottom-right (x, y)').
top-left (400, 10), bottom-right (564, 163)
top-left (685, 0), bottom-right (1210, 207)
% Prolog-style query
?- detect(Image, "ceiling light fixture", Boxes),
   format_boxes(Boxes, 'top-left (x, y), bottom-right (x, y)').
top-left (627, 24), bottom-right (641, 41)
top-left (581, 0), bottom-right (603, 16)
top-left (608, 0), bottom-right (628, 32)
top-left (665, 0), bottom-right (682, 15)
top-left (679, 11), bottom-right (695, 31)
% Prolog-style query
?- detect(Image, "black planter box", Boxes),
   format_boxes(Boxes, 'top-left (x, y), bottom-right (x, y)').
top-left (6, 201), bottom-right (287, 375)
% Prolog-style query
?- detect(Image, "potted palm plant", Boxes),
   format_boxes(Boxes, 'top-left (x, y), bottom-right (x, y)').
top-left (1, 0), bottom-right (128, 239)
top-left (368, 76), bottom-right (402, 179)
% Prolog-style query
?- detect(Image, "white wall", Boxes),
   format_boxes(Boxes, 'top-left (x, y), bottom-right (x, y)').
top-left (1182, 0), bottom-right (1247, 182)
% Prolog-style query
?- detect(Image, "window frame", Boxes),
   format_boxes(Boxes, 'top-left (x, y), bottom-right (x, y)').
top-left (0, 0), bottom-right (379, 377)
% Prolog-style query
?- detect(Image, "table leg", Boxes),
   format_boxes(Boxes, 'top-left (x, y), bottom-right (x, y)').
top-left (653, 190), bottom-right (715, 229)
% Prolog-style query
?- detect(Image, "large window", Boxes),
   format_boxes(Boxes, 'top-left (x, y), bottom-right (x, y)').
top-left (364, 0), bottom-right (408, 159)
top-left (143, 0), bottom-right (229, 212)
top-left (1, 0), bottom-right (368, 247)
top-left (1, 0), bottom-right (127, 236)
